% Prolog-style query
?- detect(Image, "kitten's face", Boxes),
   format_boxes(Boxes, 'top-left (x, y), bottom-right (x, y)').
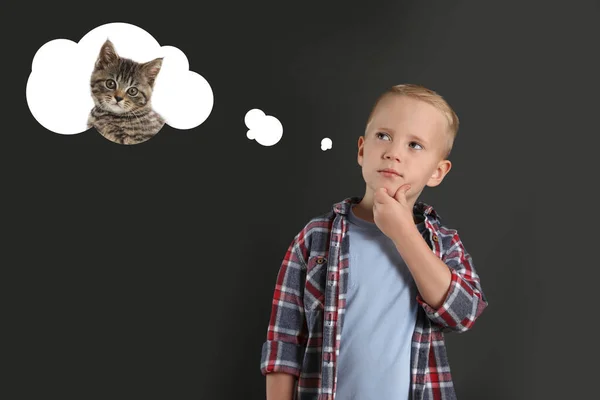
top-left (90, 40), bottom-right (163, 114)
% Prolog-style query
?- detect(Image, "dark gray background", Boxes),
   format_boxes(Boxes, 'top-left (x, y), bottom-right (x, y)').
top-left (4, 1), bottom-right (599, 399)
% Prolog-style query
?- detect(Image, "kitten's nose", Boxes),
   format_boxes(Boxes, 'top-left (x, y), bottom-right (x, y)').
top-left (114, 96), bottom-right (123, 103)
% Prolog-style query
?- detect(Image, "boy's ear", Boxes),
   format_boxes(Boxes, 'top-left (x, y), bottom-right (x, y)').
top-left (426, 159), bottom-right (452, 188)
top-left (357, 136), bottom-right (365, 166)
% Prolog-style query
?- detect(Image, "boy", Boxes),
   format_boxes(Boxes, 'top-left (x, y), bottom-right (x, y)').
top-left (260, 84), bottom-right (488, 400)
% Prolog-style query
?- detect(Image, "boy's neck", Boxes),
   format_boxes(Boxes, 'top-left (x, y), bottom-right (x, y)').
top-left (351, 201), bottom-right (376, 223)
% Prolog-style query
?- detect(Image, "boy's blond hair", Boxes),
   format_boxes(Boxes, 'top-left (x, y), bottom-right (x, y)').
top-left (366, 84), bottom-right (459, 159)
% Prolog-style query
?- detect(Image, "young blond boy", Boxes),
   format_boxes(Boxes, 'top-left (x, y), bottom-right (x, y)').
top-left (260, 84), bottom-right (488, 400)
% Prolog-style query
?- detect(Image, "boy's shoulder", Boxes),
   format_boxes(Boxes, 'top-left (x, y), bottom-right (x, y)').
top-left (413, 202), bottom-right (468, 251)
top-left (300, 196), bottom-right (359, 230)
top-left (290, 197), bottom-right (357, 253)
top-left (295, 196), bottom-right (462, 246)
top-left (293, 204), bottom-right (338, 246)
top-left (299, 196), bottom-right (452, 230)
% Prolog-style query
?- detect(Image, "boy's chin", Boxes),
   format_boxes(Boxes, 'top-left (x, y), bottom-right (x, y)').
top-left (381, 180), bottom-right (402, 192)
top-left (371, 183), bottom-right (420, 199)
top-left (368, 182), bottom-right (399, 195)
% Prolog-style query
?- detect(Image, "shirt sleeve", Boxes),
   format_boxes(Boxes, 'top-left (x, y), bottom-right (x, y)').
top-left (416, 231), bottom-right (488, 333)
top-left (260, 231), bottom-right (309, 377)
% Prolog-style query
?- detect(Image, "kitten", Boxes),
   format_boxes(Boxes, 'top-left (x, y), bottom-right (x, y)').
top-left (87, 39), bottom-right (165, 145)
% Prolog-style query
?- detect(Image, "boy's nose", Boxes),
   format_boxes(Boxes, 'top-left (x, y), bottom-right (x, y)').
top-left (384, 152), bottom-right (402, 162)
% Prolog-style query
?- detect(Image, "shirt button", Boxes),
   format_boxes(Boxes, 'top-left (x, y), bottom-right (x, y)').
top-left (432, 235), bottom-right (438, 242)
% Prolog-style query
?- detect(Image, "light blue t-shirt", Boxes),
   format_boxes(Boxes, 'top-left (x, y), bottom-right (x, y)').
top-left (335, 205), bottom-right (427, 400)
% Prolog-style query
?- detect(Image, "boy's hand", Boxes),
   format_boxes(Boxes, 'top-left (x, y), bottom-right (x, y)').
top-left (373, 185), bottom-right (414, 241)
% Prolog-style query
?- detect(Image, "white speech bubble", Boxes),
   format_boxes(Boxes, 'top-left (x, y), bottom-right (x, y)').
top-left (245, 109), bottom-right (283, 146)
top-left (321, 138), bottom-right (333, 151)
top-left (26, 22), bottom-right (214, 135)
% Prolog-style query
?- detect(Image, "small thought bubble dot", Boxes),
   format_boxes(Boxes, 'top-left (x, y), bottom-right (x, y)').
top-left (244, 108), bottom-right (283, 146)
top-left (244, 109), bottom-right (265, 130)
top-left (321, 138), bottom-right (333, 151)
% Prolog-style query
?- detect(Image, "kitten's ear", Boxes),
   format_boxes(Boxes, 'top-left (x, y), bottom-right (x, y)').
top-left (142, 57), bottom-right (163, 87)
top-left (95, 39), bottom-right (119, 69)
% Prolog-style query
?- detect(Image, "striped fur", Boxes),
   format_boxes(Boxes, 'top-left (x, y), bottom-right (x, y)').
top-left (87, 39), bottom-right (165, 145)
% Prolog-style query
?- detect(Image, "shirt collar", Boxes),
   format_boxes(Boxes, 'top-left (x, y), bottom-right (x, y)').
top-left (332, 196), bottom-right (441, 222)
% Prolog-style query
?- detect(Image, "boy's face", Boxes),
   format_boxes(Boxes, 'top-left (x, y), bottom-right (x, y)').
top-left (357, 94), bottom-right (452, 204)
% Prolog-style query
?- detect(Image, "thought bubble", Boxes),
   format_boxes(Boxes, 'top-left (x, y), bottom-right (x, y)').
top-left (321, 138), bottom-right (333, 151)
top-left (245, 109), bottom-right (283, 146)
top-left (26, 22), bottom-right (214, 144)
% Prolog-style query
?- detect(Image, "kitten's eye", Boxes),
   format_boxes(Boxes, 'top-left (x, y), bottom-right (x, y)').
top-left (127, 87), bottom-right (139, 96)
top-left (105, 79), bottom-right (116, 89)
top-left (376, 132), bottom-right (391, 141)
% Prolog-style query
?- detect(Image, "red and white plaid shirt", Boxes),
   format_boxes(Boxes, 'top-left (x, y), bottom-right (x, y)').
top-left (261, 197), bottom-right (488, 400)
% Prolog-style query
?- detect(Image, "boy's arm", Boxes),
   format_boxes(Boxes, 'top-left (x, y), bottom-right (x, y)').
top-left (415, 231), bottom-right (488, 333)
top-left (261, 232), bottom-right (309, 384)
top-left (266, 372), bottom-right (296, 400)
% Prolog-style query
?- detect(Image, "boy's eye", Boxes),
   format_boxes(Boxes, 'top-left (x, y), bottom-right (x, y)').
top-left (376, 132), bottom-right (391, 140)
top-left (410, 142), bottom-right (423, 150)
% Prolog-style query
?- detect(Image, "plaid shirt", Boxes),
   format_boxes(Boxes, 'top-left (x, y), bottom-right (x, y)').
top-left (261, 197), bottom-right (488, 400)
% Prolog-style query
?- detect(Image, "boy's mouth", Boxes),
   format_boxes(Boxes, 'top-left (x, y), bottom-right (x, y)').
top-left (378, 168), bottom-right (402, 177)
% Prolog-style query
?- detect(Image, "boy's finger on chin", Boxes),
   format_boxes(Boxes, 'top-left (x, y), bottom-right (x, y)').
top-left (394, 186), bottom-right (407, 200)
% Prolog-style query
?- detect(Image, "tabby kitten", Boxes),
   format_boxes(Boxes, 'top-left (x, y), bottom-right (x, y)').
top-left (87, 39), bottom-right (165, 145)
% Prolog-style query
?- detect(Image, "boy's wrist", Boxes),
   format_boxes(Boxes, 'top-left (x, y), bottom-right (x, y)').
top-left (390, 220), bottom-right (421, 246)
